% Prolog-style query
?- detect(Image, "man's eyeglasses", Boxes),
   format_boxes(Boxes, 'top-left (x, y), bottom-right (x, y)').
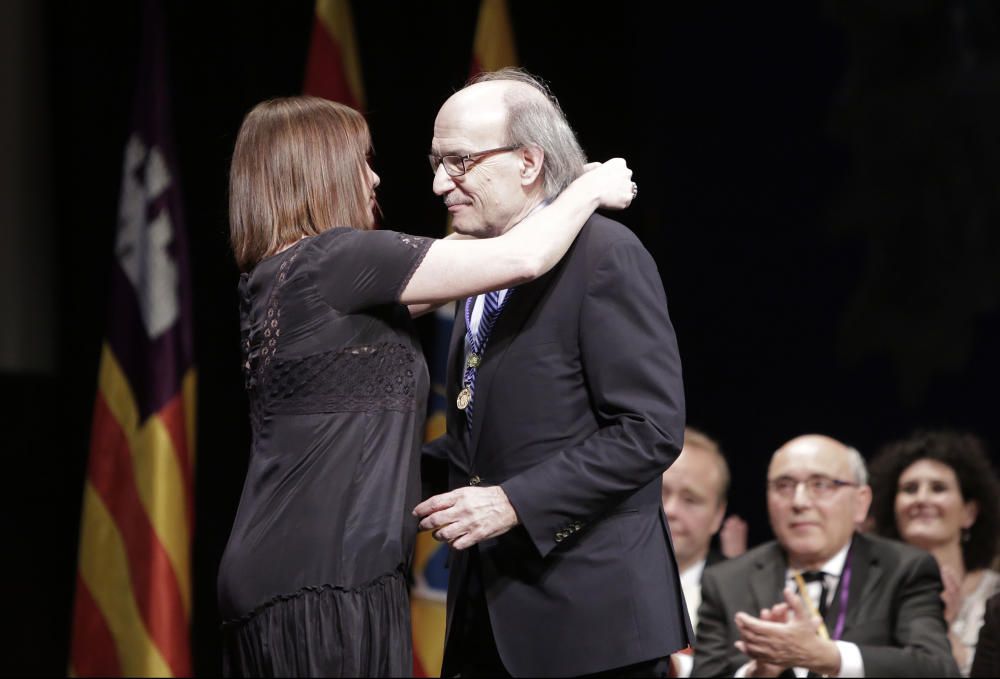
top-left (767, 475), bottom-right (859, 499)
top-left (428, 144), bottom-right (523, 177)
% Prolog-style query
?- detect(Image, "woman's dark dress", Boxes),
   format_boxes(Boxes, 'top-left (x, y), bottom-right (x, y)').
top-left (217, 227), bottom-right (432, 677)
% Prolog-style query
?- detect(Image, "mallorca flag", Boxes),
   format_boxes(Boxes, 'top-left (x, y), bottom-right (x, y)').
top-left (411, 2), bottom-right (519, 676)
top-left (68, 0), bottom-right (196, 676)
top-left (303, 0), bottom-right (366, 109)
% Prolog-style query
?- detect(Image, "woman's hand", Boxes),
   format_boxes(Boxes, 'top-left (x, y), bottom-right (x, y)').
top-left (939, 565), bottom-right (962, 624)
top-left (580, 158), bottom-right (635, 210)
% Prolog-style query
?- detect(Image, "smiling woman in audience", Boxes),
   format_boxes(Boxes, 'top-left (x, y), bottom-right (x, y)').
top-left (870, 430), bottom-right (1000, 676)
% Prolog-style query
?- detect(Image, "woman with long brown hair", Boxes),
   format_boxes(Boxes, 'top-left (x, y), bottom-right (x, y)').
top-left (216, 96), bottom-right (635, 677)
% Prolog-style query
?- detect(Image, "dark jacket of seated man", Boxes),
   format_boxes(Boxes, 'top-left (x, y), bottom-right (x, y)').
top-left (692, 532), bottom-right (960, 677)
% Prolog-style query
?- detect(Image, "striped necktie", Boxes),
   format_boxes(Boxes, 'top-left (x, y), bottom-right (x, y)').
top-left (463, 289), bottom-right (507, 428)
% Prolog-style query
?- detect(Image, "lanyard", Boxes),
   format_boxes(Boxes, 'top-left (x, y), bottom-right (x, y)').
top-left (832, 555), bottom-right (852, 641)
top-left (791, 544), bottom-right (852, 641)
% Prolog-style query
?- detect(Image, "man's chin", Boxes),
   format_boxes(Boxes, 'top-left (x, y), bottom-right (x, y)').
top-left (452, 222), bottom-right (493, 239)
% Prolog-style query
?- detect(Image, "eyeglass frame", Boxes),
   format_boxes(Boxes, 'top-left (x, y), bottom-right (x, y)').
top-left (767, 474), bottom-right (859, 500)
top-left (428, 144), bottom-right (524, 177)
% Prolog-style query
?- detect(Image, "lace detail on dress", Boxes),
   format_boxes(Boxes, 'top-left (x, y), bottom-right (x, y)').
top-left (241, 248), bottom-right (301, 396)
top-left (393, 233), bottom-right (432, 298)
top-left (395, 232), bottom-right (424, 249)
top-left (264, 342), bottom-right (419, 414)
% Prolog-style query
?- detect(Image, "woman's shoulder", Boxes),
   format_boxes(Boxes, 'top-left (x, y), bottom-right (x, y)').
top-left (959, 568), bottom-right (1000, 615)
top-left (304, 226), bottom-right (432, 262)
top-left (980, 568), bottom-right (1000, 595)
top-left (303, 225), bottom-right (409, 251)
top-left (303, 226), bottom-right (356, 251)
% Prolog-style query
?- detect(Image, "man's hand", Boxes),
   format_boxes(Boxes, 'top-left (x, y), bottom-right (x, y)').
top-left (413, 486), bottom-right (519, 550)
top-left (738, 603), bottom-right (792, 677)
top-left (733, 588), bottom-right (841, 676)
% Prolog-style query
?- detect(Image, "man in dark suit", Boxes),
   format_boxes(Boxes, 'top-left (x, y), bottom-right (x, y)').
top-left (692, 434), bottom-right (959, 677)
top-left (414, 68), bottom-right (690, 677)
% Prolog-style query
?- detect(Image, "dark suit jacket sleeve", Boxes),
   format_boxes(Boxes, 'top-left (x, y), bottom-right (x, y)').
top-left (692, 565), bottom-right (748, 677)
top-left (421, 434), bottom-right (456, 499)
top-left (501, 237), bottom-right (685, 558)
top-left (857, 551), bottom-right (960, 677)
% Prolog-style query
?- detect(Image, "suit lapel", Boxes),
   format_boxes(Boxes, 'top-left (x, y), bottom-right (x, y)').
top-left (840, 533), bottom-right (880, 637)
top-left (446, 300), bottom-right (467, 401)
top-left (445, 300), bottom-right (470, 465)
top-left (750, 543), bottom-right (788, 612)
top-left (467, 275), bottom-right (552, 461)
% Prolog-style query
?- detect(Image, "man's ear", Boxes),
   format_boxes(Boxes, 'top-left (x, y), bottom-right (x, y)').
top-left (519, 145), bottom-right (544, 186)
top-left (854, 485), bottom-right (873, 525)
top-left (710, 501), bottom-right (727, 535)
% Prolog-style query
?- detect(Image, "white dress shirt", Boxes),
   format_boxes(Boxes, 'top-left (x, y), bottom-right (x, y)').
top-left (672, 558), bottom-right (708, 678)
top-left (681, 557), bottom-right (707, 631)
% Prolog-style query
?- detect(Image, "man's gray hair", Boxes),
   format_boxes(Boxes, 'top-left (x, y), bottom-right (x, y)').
top-left (846, 446), bottom-right (869, 486)
top-left (468, 67), bottom-right (586, 198)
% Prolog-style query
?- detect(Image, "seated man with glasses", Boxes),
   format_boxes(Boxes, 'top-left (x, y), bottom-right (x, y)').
top-left (693, 434), bottom-right (959, 677)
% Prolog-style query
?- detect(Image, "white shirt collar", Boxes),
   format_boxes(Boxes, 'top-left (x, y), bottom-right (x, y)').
top-left (680, 557), bottom-right (707, 588)
top-left (786, 540), bottom-right (851, 580)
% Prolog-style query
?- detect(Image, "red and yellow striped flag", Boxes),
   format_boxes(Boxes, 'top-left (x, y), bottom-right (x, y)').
top-left (69, 1), bottom-right (196, 675)
top-left (412, 2), bottom-right (518, 676)
top-left (303, 0), bottom-right (365, 109)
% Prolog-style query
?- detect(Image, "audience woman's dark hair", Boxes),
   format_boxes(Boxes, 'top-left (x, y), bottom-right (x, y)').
top-left (869, 429), bottom-right (999, 571)
top-left (869, 429), bottom-right (1000, 675)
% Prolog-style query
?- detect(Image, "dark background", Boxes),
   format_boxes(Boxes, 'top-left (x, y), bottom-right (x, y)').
top-left (3, 1), bottom-right (1000, 675)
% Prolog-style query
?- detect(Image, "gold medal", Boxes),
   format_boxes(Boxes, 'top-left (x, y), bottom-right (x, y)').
top-left (466, 353), bottom-right (481, 369)
top-left (456, 387), bottom-right (472, 410)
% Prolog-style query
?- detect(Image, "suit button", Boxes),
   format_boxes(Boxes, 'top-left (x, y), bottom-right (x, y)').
top-left (469, 475), bottom-right (481, 486)
top-left (555, 533), bottom-right (564, 542)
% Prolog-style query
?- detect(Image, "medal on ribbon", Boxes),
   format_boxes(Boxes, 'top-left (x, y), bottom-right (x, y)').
top-left (458, 290), bottom-right (512, 424)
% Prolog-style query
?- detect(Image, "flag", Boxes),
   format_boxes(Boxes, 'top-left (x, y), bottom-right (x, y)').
top-left (69, 0), bottom-right (196, 675)
top-left (303, 0), bottom-right (365, 109)
top-left (469, 0), bottom-right (519, 79)
top-left (411, 2), bottom-right (518, 676)
top-left (303, 0), bottom-right (377, 231)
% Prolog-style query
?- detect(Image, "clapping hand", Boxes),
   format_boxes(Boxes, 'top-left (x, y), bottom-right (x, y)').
top-left (734, 587), bottom-right (840, 676)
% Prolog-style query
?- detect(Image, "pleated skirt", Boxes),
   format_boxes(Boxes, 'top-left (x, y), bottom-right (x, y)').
top-left (222, 569), bottom-right (412, 678)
